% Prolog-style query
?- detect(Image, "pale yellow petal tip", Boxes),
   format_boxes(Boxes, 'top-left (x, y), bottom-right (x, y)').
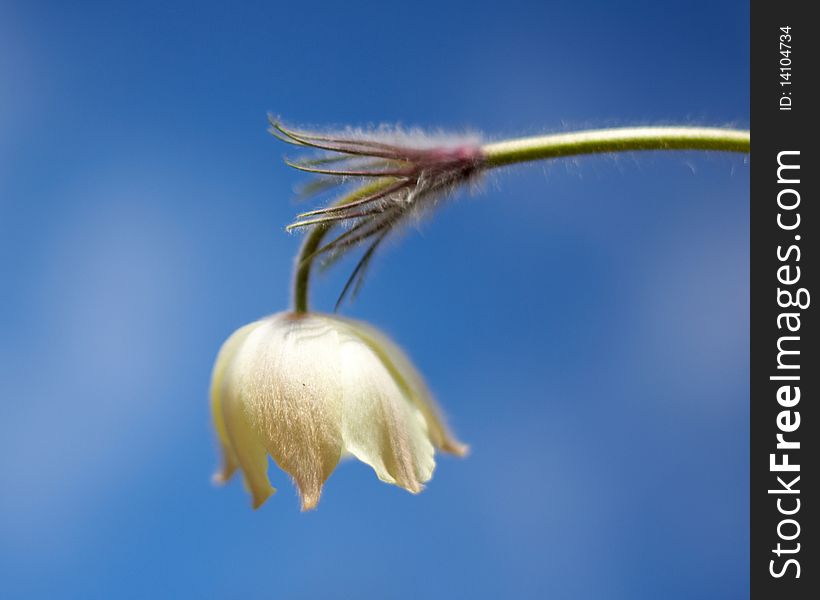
top-left (251, 486), bottom-right (276, 510)
top-left (375, 471), bottom-right (424, 495)
top-left (211, 465), bottom-right (237, 486)
top-left (369, 464), bottom-right (428, 495)
top-left (389, 468), bottom-right (427, 495)
top-left (299, 490), bottom-right (322, 512)
top-left (443, 440), bottom-right (470, 458)
top-left (402, 480), bottom-right (425, 495)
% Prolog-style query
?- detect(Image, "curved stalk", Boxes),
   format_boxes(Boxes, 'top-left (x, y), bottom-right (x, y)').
top-left (293, 126), bottom-right (750, 313)
top-left (293, 178), bottom-right (398, 313)
top-left (482, 126), bottom-right (749, 167)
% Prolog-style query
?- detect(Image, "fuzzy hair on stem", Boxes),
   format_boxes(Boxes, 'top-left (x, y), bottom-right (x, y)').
top-left (272, 117), bottom-right (750, 313)
top-left (272, 118), bottom-right (487, 310)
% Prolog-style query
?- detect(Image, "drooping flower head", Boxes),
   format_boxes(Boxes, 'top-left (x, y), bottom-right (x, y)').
top-left (271, 119), bottom-right (487, 305)
top-left (212, 312), bottom-right (467, 511)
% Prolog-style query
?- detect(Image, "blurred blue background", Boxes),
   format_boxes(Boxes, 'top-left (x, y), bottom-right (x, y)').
top-left (0, 1), bottom-right (749, 598)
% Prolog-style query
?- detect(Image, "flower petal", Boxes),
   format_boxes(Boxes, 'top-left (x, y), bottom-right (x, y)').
top-left (235, 314), bottom-right (344, 510)
top-left (215, 321), bottom-right (276, 508)
top-left (342, 318), bottom-right (468, 456)
top-left (211, 334), bottom-right (244, 484)
top-left (337, 330), bottom-right (435, 493)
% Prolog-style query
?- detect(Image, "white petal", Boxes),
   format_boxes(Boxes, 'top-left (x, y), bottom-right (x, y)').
top-left (214, 320), bottom-right (276, 508)
top-left (211, 324), bottom-right (251, 484)
top-left (341, 318), bottom-right (468, 456)
top-left (234, 313), bottom-right (343, 510)
top-left (337, 329), bottom-right (435, 493)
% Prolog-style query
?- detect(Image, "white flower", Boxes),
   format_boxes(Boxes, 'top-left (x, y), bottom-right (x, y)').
top-left (211, 311), bottom-right (467, 511)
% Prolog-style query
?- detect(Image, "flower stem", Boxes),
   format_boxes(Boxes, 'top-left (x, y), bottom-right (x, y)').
top-left (293, 178), bottom-right (398, 313)
top-left (293, 126), bottom-right (750, 312)
top-left (482, 126), bottom-right (749, 167)
top-left (292, 225), bottom-right (327, 313)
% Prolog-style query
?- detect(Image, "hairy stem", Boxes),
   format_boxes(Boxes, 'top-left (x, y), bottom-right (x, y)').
top-left (482, 126), bottom-right (749, 167)
top-left (293, 126), bottom-right (750, 312)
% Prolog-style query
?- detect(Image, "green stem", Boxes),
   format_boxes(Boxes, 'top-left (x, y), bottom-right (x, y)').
top-left (482, 126), bottom-right (749, 167)
top-left (293, 126), bottom-right (750, 313)
top-left (293, 178), bottom-right (397, 313)
top-left (292, 225), bottom-right (328, 313)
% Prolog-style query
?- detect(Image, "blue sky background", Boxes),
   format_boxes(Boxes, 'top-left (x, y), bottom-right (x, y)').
top-left (1, 1), bottom-right (749, 598)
